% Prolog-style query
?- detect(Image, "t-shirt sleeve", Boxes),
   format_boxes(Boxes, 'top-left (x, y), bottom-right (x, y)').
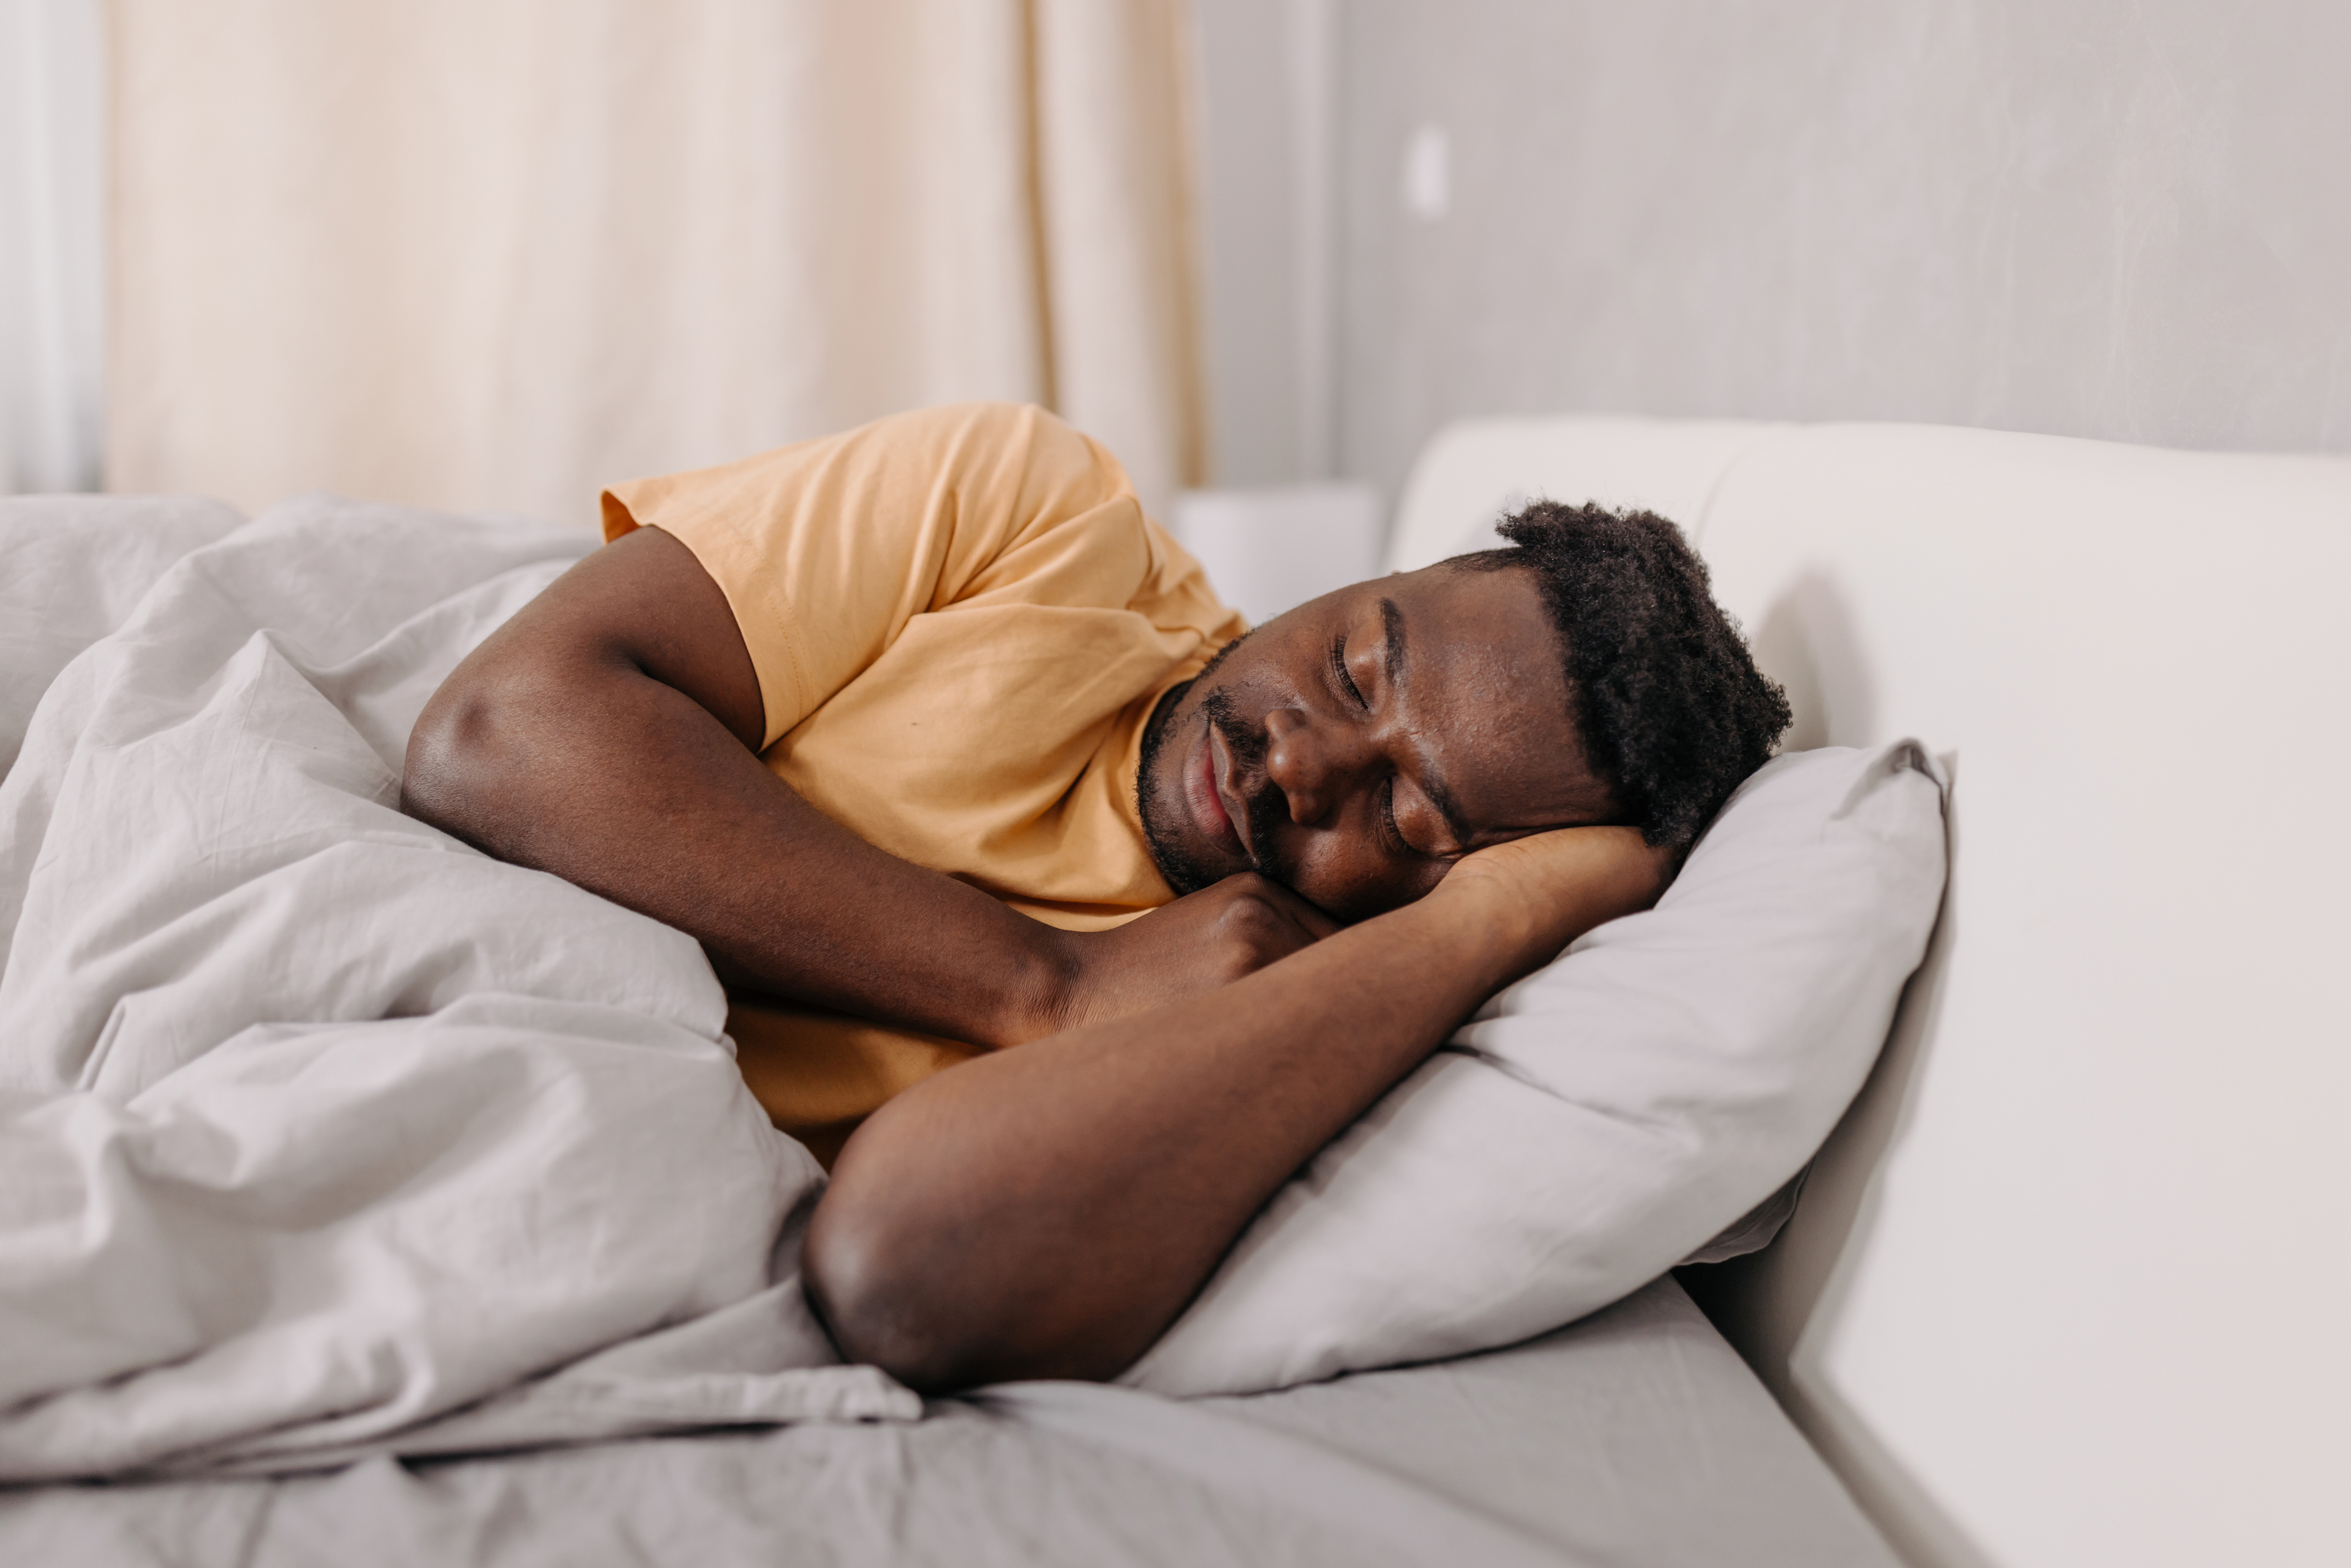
top-left (600, 401), bottom-right (1168, 750)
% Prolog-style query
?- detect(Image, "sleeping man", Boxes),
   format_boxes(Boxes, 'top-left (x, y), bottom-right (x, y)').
top-left (402, 402), bottom-right (1789, 1392)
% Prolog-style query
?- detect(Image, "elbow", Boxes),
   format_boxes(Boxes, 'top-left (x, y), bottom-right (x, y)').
top-left (802, 1141), bottom-right (1150, 1392)
top-left (803, 1093), bottom-right (1176, 1391)
top-left (802, 1187), bottom-right (989, 1394)
top-left (803, 1123), bottom-right (1111, 1392)
top-left (399, 678), bottom-right (500, 845)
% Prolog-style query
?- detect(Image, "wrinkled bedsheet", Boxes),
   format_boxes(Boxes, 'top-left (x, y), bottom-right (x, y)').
top-left (0, 495), bottom-right (914, 1481)
top-left (0, 1277), bottom-right (1903, 1568)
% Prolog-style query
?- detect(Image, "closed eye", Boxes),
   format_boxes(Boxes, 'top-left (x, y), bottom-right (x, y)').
top-left (1331, 635), bottom-right (1369, 709)
top-left (1378, 776), bottom-right (1410, 856)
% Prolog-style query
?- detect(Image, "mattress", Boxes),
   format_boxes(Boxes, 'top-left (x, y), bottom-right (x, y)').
top-left (0, 1278), bottom-right (1897, 1568)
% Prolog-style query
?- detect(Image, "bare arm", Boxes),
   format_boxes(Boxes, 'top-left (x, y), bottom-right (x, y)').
top-left (802, 825), bottom-right (1670, 1391)
top-left (402, 526), bottom-right (1322, 1048)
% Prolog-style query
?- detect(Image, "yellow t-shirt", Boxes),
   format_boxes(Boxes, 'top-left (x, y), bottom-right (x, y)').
top-left (601, 402), bottom-right (1244, 1161)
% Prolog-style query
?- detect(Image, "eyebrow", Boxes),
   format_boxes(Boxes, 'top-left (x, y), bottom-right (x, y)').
top-left (1379, 597), bottom-right (1408, 693)
top-left (1381, 597), bottom-right (1472, 852)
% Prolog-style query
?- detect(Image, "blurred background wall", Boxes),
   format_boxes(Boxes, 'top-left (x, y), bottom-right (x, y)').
top-left (1191, 0), bottom-right (2351, 513)
top-left (6, 1), bottom-right (2349, 532)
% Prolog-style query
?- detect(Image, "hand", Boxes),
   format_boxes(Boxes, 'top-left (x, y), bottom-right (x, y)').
top-left (1029, 872), bottom-right (1342, 1039)
top-left (1428, 826), bottom-right (1676, 987)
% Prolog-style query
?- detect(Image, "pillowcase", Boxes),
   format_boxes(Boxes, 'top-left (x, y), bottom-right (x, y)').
top-left (1123, 741), bottom-right (1947, 1396)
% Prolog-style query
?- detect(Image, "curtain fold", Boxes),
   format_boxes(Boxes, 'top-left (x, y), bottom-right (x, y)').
top-left (105, 0), bottom-right (1201, 525)
top-left (1, 0), bottom-right (106, 494)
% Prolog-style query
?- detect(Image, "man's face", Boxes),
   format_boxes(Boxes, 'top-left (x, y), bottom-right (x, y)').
top-left (1138, 562), bottom-right (1619, 923)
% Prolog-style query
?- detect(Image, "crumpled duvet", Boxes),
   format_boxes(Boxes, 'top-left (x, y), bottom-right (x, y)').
top-left (0, 494), bottom-right (917, 1482)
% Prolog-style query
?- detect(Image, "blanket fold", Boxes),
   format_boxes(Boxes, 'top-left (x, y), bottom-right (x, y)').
top-left (0, 495), bottom-right (912, 1480)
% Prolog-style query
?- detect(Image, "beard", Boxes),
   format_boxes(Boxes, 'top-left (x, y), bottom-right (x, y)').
top-left (1135, 679), bottom-right (1213, 895)
top-left (1136, 631), bottom-right (1294, 896)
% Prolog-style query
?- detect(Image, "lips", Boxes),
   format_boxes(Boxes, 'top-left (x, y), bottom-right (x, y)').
top-left (1209, 724), bottom-right (1259, 863)
top-left (1185, 721), bottom-right (1250, 862)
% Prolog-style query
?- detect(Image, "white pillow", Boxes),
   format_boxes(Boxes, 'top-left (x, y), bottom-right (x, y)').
top-left (1124, 741), bottom-right (1947, 1396)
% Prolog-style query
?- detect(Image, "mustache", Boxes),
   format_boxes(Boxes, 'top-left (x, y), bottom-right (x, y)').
top-left (1197, 686), bottom-right (1291, 883)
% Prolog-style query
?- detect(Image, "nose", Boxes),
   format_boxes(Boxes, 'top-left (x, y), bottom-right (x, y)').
top-left (1262, 707), bottom-right (1375, 826)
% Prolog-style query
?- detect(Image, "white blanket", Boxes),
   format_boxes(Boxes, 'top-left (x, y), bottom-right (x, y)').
top-left (0, 495), bottom-right (916, 1481)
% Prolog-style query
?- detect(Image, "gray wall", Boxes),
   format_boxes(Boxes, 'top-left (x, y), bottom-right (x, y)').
top-left (1325, 0), bottom-right (2351, 508)
top-left (1191, 0), bottom-right (1305, 487)
top-left (1192, 0), bottom-right (1345, 488)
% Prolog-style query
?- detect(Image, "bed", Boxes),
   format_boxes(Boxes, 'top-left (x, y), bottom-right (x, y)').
top-left (18, 403), bottom-right (2337, 1566)
top-left (0, 468), bottom-right (1913, 1563)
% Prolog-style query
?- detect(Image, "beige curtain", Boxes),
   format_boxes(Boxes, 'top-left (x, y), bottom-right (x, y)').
top-left (105, 0), bottom-right (1202, 526)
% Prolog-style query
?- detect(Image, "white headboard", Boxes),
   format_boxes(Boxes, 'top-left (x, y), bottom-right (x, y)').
top-left (1384, 416), bottom-right (1781, 572)
top-left (1394, 414), bottom-right (2351, 1568)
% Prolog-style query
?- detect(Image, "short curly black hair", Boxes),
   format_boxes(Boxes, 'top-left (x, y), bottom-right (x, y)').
top-left (1451, 500), bottom-right (1790, 848)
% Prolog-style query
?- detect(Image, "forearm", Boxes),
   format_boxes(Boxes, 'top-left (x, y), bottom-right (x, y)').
top-left (803, 832), bottom-right (1655, 1390)
top-left (403, 634), bottom-right (1063, 1047)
